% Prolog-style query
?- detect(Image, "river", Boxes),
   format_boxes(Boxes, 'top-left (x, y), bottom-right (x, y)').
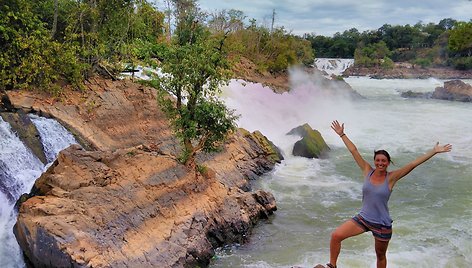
top-left (211, 72), bottom-right (472, 268)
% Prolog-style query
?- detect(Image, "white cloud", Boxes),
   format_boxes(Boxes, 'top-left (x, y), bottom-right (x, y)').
top-left (156, 0), bottom-right (472, 36)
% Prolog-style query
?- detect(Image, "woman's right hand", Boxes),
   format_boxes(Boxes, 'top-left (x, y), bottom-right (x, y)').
top-left (331, 120), bottom-right (345, 136)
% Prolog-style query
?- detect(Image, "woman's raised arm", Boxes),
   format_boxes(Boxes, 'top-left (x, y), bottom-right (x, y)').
top-left (331, 120), bottom-right (372, 175)
top-left (389, 142), bottom-right (452, 187)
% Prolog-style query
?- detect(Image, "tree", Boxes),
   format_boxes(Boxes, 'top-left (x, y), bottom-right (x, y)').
top-left (449, 21), bottom-right (472, 57)
top-left (0, 0), bottom-right (83, 92)
top-left (156, 0), bottom-right (238, 168)
top-left (354, 41), bottom-right (392, 68)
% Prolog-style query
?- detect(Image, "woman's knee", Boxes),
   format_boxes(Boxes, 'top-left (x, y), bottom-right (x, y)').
top-left (330, 229), bottom-right (345, 242)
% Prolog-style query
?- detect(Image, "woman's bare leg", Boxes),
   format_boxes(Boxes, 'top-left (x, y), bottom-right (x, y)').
top-left (329, 220), bottom-right (365, 267)
top-left (374, 239), bottom-right (389, 268)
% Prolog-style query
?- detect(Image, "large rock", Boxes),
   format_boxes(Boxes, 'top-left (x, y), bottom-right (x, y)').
top-left (432, 80), bottom-right (472, 102)
top-left (401, 80), bottom-right (472, 102)
top-left (400, 90), bottom-right (432, 99)
top-left (5, 77), bottom-right (177, 152)
top-left (287, 123), bottom-right (330, 158)
top-left (344, 64), bottom-right (472, 79)
top-left (8, 77), bottom-right (281, 267)
top-left (14, 129), bottom-right (278, 268)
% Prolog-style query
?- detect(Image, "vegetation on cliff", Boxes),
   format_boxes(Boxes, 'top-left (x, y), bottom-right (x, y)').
top-left (146, 0), bottom-right (239, 167)
top-left (0, 0), bottom-right (313, 93)
top-left (305, 19), bottom-right (472, 70)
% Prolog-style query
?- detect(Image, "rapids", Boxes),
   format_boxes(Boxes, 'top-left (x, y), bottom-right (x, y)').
top-left (211, 73), bottom-right (472, 268)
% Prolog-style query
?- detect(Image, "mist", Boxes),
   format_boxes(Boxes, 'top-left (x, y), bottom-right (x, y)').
top-left (220, 67), bottom-right (359, 150)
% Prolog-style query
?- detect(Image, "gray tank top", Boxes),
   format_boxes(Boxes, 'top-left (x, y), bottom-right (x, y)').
top-left (359, 169), bottom-right (393, 226)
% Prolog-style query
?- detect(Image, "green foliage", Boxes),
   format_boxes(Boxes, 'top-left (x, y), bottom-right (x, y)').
top-left (1, 0), bottom-right (166, 92)
top-left (209, 11), bottom-right (314, 73)
top-left (451, 57), bottom-right (472, 70)
top-left (306, 18), bottom-right (469, 70)
top-left (354, 41), bottom-right (392, 68)
top-left (155, 1), bottom-right (238, 167)
top-left (448, 21), bottom-right (472, 57)
top-left (381, 57), bottom-right (394, 69)
top-left (412, 58), bottom-right (432, 68)
top-left (0, 0), bottom-right (85, 92)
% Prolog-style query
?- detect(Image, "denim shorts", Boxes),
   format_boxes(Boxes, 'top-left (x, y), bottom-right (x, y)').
top-left (352, 214), bottom-right (392, 241)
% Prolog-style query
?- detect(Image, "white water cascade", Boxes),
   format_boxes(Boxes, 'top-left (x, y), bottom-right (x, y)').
top-left (314, 58), bottom-right (354, 76)
top-left (0, 115), bottom-right (78, 268)
top-left (212, 73), bottom-right (472, 268)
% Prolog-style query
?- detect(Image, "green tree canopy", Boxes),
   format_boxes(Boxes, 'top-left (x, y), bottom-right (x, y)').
top-left (448, 21), bottom-right (472, 57)
top-left (154, 0), bottom-right (238, 167)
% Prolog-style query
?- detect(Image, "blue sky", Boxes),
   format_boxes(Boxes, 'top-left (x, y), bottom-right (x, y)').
top-left (190, 0), bottom-right (472, 36)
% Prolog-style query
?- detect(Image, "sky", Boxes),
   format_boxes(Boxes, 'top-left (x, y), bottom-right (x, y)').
top-left (190, 0), bottom-right (472, 36)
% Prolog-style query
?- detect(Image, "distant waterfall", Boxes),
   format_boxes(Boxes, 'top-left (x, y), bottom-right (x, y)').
top-left (0, 115), bottom-right (78, 268)
top-left (314, 58), bottom-right (354, 76)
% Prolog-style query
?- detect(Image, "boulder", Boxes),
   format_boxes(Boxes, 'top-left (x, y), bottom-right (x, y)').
top-left (287, 123), bottom-right (330, 158)
top-left (432, 80), bottom-right (472, 102)
top-left (400, 90), bottom-right (432, 99)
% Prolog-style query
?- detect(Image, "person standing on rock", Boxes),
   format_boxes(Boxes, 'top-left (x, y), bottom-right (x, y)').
top-left (325, 120), bottom-right (452, 268)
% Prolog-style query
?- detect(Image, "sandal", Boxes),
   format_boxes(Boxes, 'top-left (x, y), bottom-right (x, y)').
top-left (326, 264), bottom-right (337, 268)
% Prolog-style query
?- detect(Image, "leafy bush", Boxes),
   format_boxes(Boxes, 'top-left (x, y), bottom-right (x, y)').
top-left (452, 57), bottom-right (472, 70)
top-left (412, 58), bottom-right (432, 68)
top-left (0, 1), bottom-right (84, 92)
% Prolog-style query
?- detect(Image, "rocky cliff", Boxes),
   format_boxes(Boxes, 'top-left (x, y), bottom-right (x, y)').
top-left (7, 77), bottom-right (280, 267)
top-left (344, 63), bottom-right (472, 79)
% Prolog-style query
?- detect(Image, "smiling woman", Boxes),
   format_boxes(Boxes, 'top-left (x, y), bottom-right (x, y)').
top-left (327, 120), bottom-right (452, 268)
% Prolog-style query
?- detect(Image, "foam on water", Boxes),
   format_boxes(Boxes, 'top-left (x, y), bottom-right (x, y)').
top-left (29, 114), bottom-right (78, 163)
top-left (212, 73), bottom-right (472, 268)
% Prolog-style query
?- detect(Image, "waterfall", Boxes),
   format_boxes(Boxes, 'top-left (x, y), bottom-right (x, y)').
top-left (314, 58), bottom-right (354, 76)
top-left (0, 115), bottom-right (78, 268)
top-left (28, 115), bottom-right (78, 163)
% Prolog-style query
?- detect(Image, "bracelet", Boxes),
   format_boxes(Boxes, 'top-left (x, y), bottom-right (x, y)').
top-left (339, 133), bottom-right (346, 138)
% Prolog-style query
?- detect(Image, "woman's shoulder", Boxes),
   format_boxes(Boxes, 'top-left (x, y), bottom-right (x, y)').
top-left (362, 167), bottom-right (374, 177)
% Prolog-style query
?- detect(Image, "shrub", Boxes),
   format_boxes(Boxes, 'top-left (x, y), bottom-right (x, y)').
top-left (452, 57), bottom-right (472, 70)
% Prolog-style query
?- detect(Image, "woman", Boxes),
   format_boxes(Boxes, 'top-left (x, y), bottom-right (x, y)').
top-left (326, 120), bottom-right (452, 268)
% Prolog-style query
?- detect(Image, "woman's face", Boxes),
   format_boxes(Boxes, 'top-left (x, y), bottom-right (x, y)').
top-left (374, 154), bottom-right (390, 171)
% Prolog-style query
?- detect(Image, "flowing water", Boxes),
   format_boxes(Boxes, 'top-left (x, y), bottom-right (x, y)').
top-left (0, 115), bottom-right (78, 268)
top-left (212, 72), bottom-right (472, 268)
top-left (314, 58), bottom-right (354, 76)
top-left (0, 63), bottom-right (470, 268)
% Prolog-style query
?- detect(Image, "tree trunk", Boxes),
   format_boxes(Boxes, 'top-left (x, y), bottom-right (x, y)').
top-left (51, 0), bottom-right (58, 38)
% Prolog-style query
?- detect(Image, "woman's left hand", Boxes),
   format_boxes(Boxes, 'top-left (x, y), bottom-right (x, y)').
top-left (433, 142), bottom-right (452, 153)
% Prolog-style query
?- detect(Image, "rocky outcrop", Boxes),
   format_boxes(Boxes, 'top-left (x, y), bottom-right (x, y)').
top-left (14, 136), bottom-right (277, 268)
top-left (5, 77), bottom-right (177, 152)
top-left (344, 64), bottom-right (472, 79)
top-left (401, 79), bottom-right (472, 102)
top-left (287, 123), bottom-right (330, 159)
top-left (232, 56), bottom-right (289, 93)
top-left (8, 77), bottom-right (281, 268)
top-left (432, 80), bottom-right (472, 102)
top-left (400, 90), bottom-right (432, 99)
